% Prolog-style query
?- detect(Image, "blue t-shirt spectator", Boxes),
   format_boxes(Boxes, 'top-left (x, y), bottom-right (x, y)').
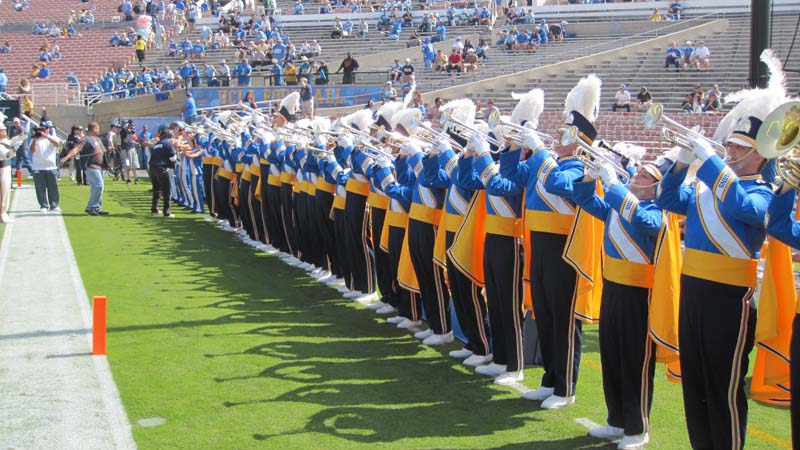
top-left (179, 64), bottom-right (193, 80)
top-left (271, 63), bottom-right (284, 86)
top-left (235, 61), bottom-right (252, 86)
top-left (193, 43), bottom-right (205, 57)
top-left (272, 43), bottom-right (286, 61)
top-left (110, 34), bottom-right (121, 46)
top-left (435, 24), bottom-right (446, 41)
top-left (183, 95), bottom-right (197, 121)
top-left (38, 65), bottom-right (50, 79)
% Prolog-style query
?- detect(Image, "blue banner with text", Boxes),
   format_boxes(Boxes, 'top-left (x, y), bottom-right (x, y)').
top-left (188, 86), bottom-right (383, 109)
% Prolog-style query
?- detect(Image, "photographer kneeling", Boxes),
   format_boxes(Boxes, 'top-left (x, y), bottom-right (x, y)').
top-left (149, 128), bottom-right (177, 218)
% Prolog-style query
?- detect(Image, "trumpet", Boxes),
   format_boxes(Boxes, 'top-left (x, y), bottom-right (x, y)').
top-left (644, 103), bottom-right (727, 160)
top-left (441, 111), bottom-right (504, 151)
top-left (563, 126), bottom-right (631, 185)
top-left (416, 122), bottom-right (464, 152)
top-left (487, 110), bottom-right (555, 148)
top-left (755, 100), bottom-right (800, 189)
top-left (202, 117), bottom-right (239, 142)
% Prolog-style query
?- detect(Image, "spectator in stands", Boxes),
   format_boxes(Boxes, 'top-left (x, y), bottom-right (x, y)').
top-left (285, 61), bottom-right (298, 85)
top-left (294, 0), bottom-right (305, 15)
top-left (411, 91), bottom-right (425, 113)
top-left (193, 40), bottom-right (206, 59)
top-left (187, 2), bottom-right (199, 32)
top-left (402, 58), bottom-right (415, 77)
top-left (299, 77), bottom-right (314, 119)
top-left (452, 36), bottom-right (465, 53)
top-left (382, 81), bottom-right (397, 102)
top-left (427, 97), bottom-right (443, 122)
top-left (203, 63), bottom-right (219, 86)
top-left (67, 72), bottom-right (80, 87)
top-left (136, 36), bottom-right (147, 66)
top-left (357, 19), bottom-right (369, 38)
top-left (389, 59), bottom-right (403, 82)
top-left (320, 0), bottom-right (332, 14)
top-left (38, 63), bottom-right (51, 80)
top-left (0, 68), bottom-right (6, 94)
top-left (314, 60), bottom-right (329, 85)
top-left (463, 48), bottom-right (479, 72)
top-left (309, 40), bottom-right (322, 57)
top-left (271, 60), bottom-right (285, 85)
top-left (168, 40), bottom-right (179, 57)
top-left (669, 1), bottom-right (683, 20)
top-left (650, 8), bottom-right (663, 21)
top-left (665, 41), bottom-right (682, 72)
top-left (477, 38), bottom-right (490, 60)
top-left (401, 75), bottom-right (413, 99)
top-left (389, 18), bottom-right (402, 40)
top-left (422, 38), bottom-right (435, 70)
top-left (435, 22), bottom-right (446, 42)
top-left (707, 83), bottom-right (722, 100)
top-left (434, 49), bottom-right (447, 72)
top-left (0, 42), bottom-right (11, 54)
top-left (235, 59), bottom-right (253, 86)
top-left (336, 53), bottom-right (359, 84)
top-left (183, 92), bottom-right (197, 124)
top-left (681, 40), bottom-right (694, 70)
top-left (612, 84), bottom-right (631, 112)
top-left (483, 99), bottom-right (499, 121)
top-left (121, 0), bottom-right (134, 21)
top-left (110, 32), bottom-right (122, 47)
top-left (691, 40), bottom-right (710, 71)
top-left (298, 56), bottom-right (312, 82)
top-left (680, 94), bottom-right (694, 113)
top-left (636, 86), bottom-right (653, 112)
top-left (446, 48), bottom-right (462, 74)
top-left (219, 59), bottom-right (231, 86)
top-left (343, 19), bottom-right (354, 37)
top-left (703, 93), bottom-right (721, 113)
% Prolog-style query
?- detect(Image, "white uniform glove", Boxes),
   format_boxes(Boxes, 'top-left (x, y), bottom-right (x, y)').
top-left (677, 147), bottom-right (697, 165)
top-left (338, 135), bottom-right (353, 148)
top-left (326, 153), bottom-right (336, 163)
top-left (400, 141), bottom-right (421, 156)
top-left (523, 130), bottom-right (545, 151)
top-left (376, 155), bottom-right (392, 168)
top-left (585, 165), bottom-right (601, 180)
top-left (314, 135), bottom-right (327, 149)
top-left (690, 137), bottom-right (714, 161)
top-left (596, 161), bottom-right (620, 187)
top-left (430, 137), bottom-right (452, 156)
top-left (468, 134), bottom-right (490, 156)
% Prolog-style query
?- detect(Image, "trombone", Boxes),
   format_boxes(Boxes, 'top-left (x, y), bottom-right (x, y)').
top-left (644, 103), bottom-right (727, 160)
top-left (562, 126), bottom-right (631, 185)
top-left (339, 123), bottom-right (397, 159)
top-left (416, 121), bottom-right (464, 152)
top-left (487, 110), bottom-right (555, 148)
top-left (441, 111), bottom-right (503, 151)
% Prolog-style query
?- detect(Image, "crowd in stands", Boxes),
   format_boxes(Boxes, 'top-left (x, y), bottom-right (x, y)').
top-left (610, 81), bottom-right (723, 114)
top-left (665, 40), bottom-right (711, 72)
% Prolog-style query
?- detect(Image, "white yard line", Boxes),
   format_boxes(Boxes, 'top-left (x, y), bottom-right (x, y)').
top-left (0, 186), bottom-right (137, 450)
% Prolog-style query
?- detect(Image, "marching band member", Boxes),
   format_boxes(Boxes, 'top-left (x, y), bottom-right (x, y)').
top-left (274, 93), bottom-right (303, 266)
top-left (312, 133), bottom-right (341, 284)
top-left (572, 146), bottom-right (669, 449)
top-left (237, 135), bottom-right (256, 241)
top-left (246, 136), bottom-right (265, 245)
top-left (257, 133), bottom-right (278, 252)
top-left (265, 137), bottom-right (288, 253)
top-left (201, 134), bottom-right (220, 217)
top-left (395, 109), bottom-right (453, 343)
top-left (372, 142), bottom-right (425, 331)
top-left (341, 110), bottom-right (380, 304)
top-left (655, 52), bottom-right (787, 448)
top-left (323, 133), bottom-right (357, 293)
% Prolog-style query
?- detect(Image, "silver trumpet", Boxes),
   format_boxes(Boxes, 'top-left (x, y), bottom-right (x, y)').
top-left (487, 110), bottom-right (555, 148)
top-left (562, 126), bottom-right (631, 185)
top-left (644, 103), bottom-right (727, 160)
top-left (441, 111), bottom-right (503, 150)
top-left (416, 121), bottom-right (464, 152)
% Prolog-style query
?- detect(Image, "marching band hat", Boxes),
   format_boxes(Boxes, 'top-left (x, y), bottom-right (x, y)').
top-left (563, 74), bottom-right (602, 145)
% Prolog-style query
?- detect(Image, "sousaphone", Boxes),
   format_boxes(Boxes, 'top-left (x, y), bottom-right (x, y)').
top-left (18, 77), bottom-right (31, 94)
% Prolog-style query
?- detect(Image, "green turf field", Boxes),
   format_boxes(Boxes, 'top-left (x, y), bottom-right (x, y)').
top-left (58, 181), bottom-right (792, 450)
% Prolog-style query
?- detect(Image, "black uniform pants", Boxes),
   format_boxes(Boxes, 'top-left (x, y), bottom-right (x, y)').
top-left (202, 163), bottom-right (216, 216)
top-left (258, 166), bottom-right (271, 244)
top-left (792, 314), bottom-right (800, 447)
top-left (280, 183), bottom-right (297, 255)
top-left (530, 231), bottom-right (582, 397)
top-left (265, 184), bottom-right (286, 251)
top-left (150, 166), bottom-right (171, 215)
top-left (388, 224), bottom-right (421, 321)
top-left (446, 230), bottom-right (490, 356)
top-left (484, 233), bottom-right (524, 371)
top-left (248, 175), bottom-right (262, 243)
top-left (408, 218), bottom-right (450, 335)
top-left (314, 191), bottom-right (336, 274)
top-left (371, 207), bottom-right (393, 303)
top-left (294, 190), bottom-right (307, 261)
top-left (344, 192), bottom-right (376, 294)
top-left (304, 192), bottom-right (326, 268)
top-left (239, 178), bottom-right (253, 238)
top-left (333, 208), bottom-right (351, 286)
top-left (679, 275), bottom-right (756, 450)
top-left (599, 279), bottom-right (656, 436)
top-left (213, 174), bottom-right (230, 224)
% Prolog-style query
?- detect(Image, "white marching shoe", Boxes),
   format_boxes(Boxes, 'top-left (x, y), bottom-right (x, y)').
top-left (423, 331), bottom-right (454, 346)
top-left (353, 292), bottom-right (378, 305)
top-left (396, 318), bottom-right (422, 329)
top-left (375, 304), bottom-right (398, 315)
top-left (475, 363), bottom-right (507, 377)
top-left (494, 370), bottom-right (523, 385)
top-left (617, 433), bottom-right (649, 449)
top-left (462, 353), bottom-right (493, 367)
top-left (343, 290), bottom-right (363, 299)
top-left (448, 348), bottom-right (473, 359)
top-left (589, 425), bottom-right (624, 442)
top-left (540, 394), bottom-right (575, 410)
top-left (414, 329), bottom-right (433, 339)
top-left (367, 300), bottom-right (387, 311)
top-left (522, 386), bottom-right (555, 401)
top-left (288, 258), bottom-right (304, 267)
top-left (337, 286), bottom-right (351, 294)
top-left (386, 315), bottom-right (407, 324)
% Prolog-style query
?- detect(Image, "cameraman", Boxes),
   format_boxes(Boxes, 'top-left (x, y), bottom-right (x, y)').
top-left (149, 127), bottom-right (177, 218)
top-left (65, 125), bottom-right (86, 185)
top-left (62, 122), bottom-right (109, 216)
top-left (119, 120), bottom-right (139, 184)
top-left (30, 121), bottom-right (62, 212)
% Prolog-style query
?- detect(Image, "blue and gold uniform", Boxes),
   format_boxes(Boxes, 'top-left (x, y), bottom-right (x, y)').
top-left (323, 141), bottom-right (355, 290)
top-left (344, 147), bottom-right (377, 297)
top-left (473, 146), bottom-right (526, 376)
top-left (279, 143), bottom-right (298, 257)
top-left (658, 149), bottom-right (771, 450)
top-left (573, 170), bottom-right (664, 439)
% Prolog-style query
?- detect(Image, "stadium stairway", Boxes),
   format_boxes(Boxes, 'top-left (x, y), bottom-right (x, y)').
top-left (0, 0), bottom-right (121, 25)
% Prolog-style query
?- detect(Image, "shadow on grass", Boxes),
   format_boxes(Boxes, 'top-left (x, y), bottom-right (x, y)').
top-left (90, 186), bottom-right (607, 448)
